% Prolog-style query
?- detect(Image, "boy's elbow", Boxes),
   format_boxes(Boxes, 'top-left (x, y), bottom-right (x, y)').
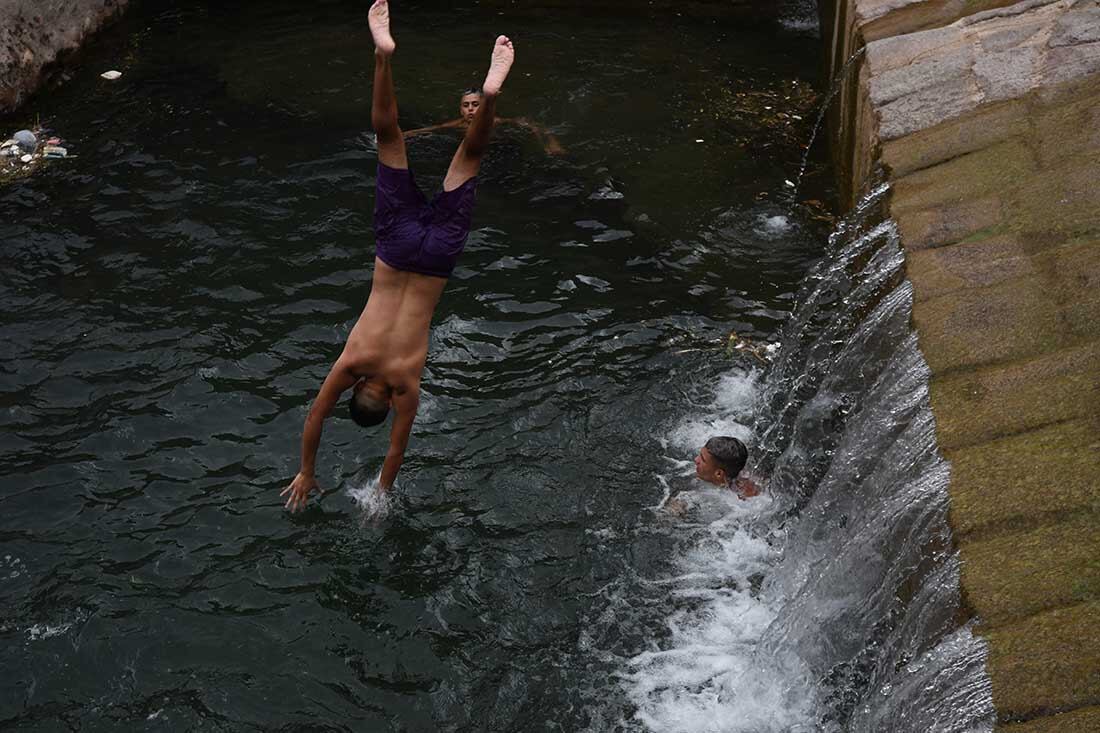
top-left (307, 400), bottom-right (334, 423)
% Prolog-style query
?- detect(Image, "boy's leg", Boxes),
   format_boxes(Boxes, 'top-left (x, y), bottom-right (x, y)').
top-left (442, 36), bottom-right (515, 192)
top-left (369, 0), bottom-right (407, 170)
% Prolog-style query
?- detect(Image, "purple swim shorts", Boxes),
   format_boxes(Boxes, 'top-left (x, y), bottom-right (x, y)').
top-left (373, 162), bottom-right (478, 279)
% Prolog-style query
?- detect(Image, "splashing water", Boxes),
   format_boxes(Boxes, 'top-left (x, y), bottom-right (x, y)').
top-left (617, 182), bottom-right (995, 732)
top-left (756, 213), bottom-right (793, 239)
top-left (347, 476), bottom-right (393, 522)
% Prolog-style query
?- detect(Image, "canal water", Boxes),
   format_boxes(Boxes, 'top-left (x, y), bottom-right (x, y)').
top-left (0, 1), bottom-right (991, 731)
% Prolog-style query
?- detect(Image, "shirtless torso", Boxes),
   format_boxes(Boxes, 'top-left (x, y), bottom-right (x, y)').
top-left (284, 260), bottom-right (443, 509)
top-left (342, 260), bottom-right (443, 388)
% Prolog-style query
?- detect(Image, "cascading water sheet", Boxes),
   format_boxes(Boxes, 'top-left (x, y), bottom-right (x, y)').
top-left (619, 185), bottom-right (995, 732)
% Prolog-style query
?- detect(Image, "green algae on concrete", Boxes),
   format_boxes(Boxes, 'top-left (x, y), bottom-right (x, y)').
top-left (905, 232), bottom-right (1034, 302)
top-left (907, 233), bottom-right (1100, 365)
top-left (929, 340), bottom-right (1100, 450)
top-left (894, 194), bottom-right (1005, 250)
top-left (946, 417), bottom-right (1100, 538)
top-left (959, 511), bottom-right (1100, 627)
top-left (1031, 76), bottom-right (1100, 171)
top-left (1038, 237), bottom-right (1100, 341)
top-left (985, 601), bottom-right (1100, 721)
top-left (881, 98), bottom-right (1029, 178)
top-left (911, 273), bottom-right (1068, 373)
top-left (891, 139), bottom-right (1035, 214)
top-left (1010, 158), bottom-right (1100, 240)
top-left (1000, 705), bottom-right (1100, 733)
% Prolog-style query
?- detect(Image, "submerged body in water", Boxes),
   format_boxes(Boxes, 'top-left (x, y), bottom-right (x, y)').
top-left (404, 88), bottom-right (565, 156)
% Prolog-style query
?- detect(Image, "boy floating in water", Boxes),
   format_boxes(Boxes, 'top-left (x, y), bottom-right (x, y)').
top-left (282, 0), bottom-right (514, 511)
top-left (694, 435), bottom-right (760, 500)
top-left (403, 87), bottom-right (565, 156)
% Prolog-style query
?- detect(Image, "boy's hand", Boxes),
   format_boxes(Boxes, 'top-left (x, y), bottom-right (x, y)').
top-left (282, 472), bottom-right (319, 512)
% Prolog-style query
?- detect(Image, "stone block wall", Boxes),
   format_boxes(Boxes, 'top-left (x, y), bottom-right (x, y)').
top-left (821, 0), bottom-right (1100, 729)
top-left (0, 0), bottom-right (130, 115)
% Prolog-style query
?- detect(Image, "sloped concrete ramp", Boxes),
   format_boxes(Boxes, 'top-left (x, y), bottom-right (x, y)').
top-left (824, 0), bottom-right (1100, 729)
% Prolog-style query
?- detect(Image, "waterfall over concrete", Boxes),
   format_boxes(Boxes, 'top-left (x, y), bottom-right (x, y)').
top-left (624, 184), bottom-right (995, 732)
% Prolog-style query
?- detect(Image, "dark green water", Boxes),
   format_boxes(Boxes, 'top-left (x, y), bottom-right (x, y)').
top-left (1, 2), bottom-right (830, 729)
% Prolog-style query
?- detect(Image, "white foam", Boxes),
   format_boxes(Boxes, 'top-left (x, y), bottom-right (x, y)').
top-left (589, 185), bottom-right (624, 200)
top-left (26, 610), bottom-right (87, 642)
top-left (27, 622), bottom-right (72, 640)
top-left (621, 369), bottom-right (821, 731)
top-left (757, 214), bottom-right (793, 238)
top-left (347, 476), bottom-right (392, 522)
top-left (668, 371), bottom-right (758, 454)
top-left (624, 520), bottom-right (817, 732)
top-left (3, 554), bottom-right (25, 581)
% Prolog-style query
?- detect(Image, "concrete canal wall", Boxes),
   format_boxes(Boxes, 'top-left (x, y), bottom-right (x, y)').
top-left (0, 0), bottom-right (129, 115)
top-left (822, 0), bottom-right (1100, 729)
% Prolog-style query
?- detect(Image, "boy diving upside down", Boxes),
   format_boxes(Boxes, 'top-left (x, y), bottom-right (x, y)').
top-left (282, 0), bottom-right (515, 511)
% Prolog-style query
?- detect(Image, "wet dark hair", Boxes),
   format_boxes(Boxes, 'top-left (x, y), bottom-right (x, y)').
top-left (348, 391), bottom-right (389, 428)
top-left (460, 86), bottom-right (483, 98)
top-left (705, 436), bottom-right (748, 479)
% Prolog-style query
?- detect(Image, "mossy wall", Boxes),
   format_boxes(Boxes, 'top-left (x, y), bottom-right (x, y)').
top-left (819, 0), bottom-right (1100, 729)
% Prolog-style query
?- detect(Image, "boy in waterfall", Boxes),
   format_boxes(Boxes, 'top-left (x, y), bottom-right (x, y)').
top-left (281, 0), bottom-right (515, 511)
top-left (694, 436), bottom-right (760, 499)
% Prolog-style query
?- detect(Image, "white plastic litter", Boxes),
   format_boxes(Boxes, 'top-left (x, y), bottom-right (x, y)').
top-left (101, 70), bottom-right (122, 80)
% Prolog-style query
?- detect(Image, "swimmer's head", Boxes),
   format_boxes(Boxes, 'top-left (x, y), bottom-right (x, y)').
top-left (695, 436), bottom-right (748, 487)
top-left (459, 87), bottom-right (483, 123)
top-left (348, 378), bottom-right (391, 428)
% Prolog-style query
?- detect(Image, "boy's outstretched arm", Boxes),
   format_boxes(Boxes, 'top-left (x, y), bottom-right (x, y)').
top-left (506, 117), bottom-right (565, 155)
top-left (403, 119), bottom-right (465, 139)
top-left (282, 363), bottom-right (358, 511)
top-left (378, 386), bottom-right (419, 491)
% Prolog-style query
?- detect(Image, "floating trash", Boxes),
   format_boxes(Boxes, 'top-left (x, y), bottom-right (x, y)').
top-left (2, 126), bottom-right (74, 182)
top-left (13, 129), bottom-right (37, 152)
top-left (100, 70), bottom-right (122, 80)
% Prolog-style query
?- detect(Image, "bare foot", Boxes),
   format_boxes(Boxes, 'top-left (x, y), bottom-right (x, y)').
top-left (369, 0), bottom-right (395, 55)
top-left (482, 35), bottom-right (514, 96)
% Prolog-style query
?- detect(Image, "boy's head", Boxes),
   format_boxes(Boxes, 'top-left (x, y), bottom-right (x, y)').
top-left (694, 436), bottom-right (748, 487)
top-left (459, 87), bottom-right (483, 122)
top-left (348, 378), bottom-right (391, 428)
